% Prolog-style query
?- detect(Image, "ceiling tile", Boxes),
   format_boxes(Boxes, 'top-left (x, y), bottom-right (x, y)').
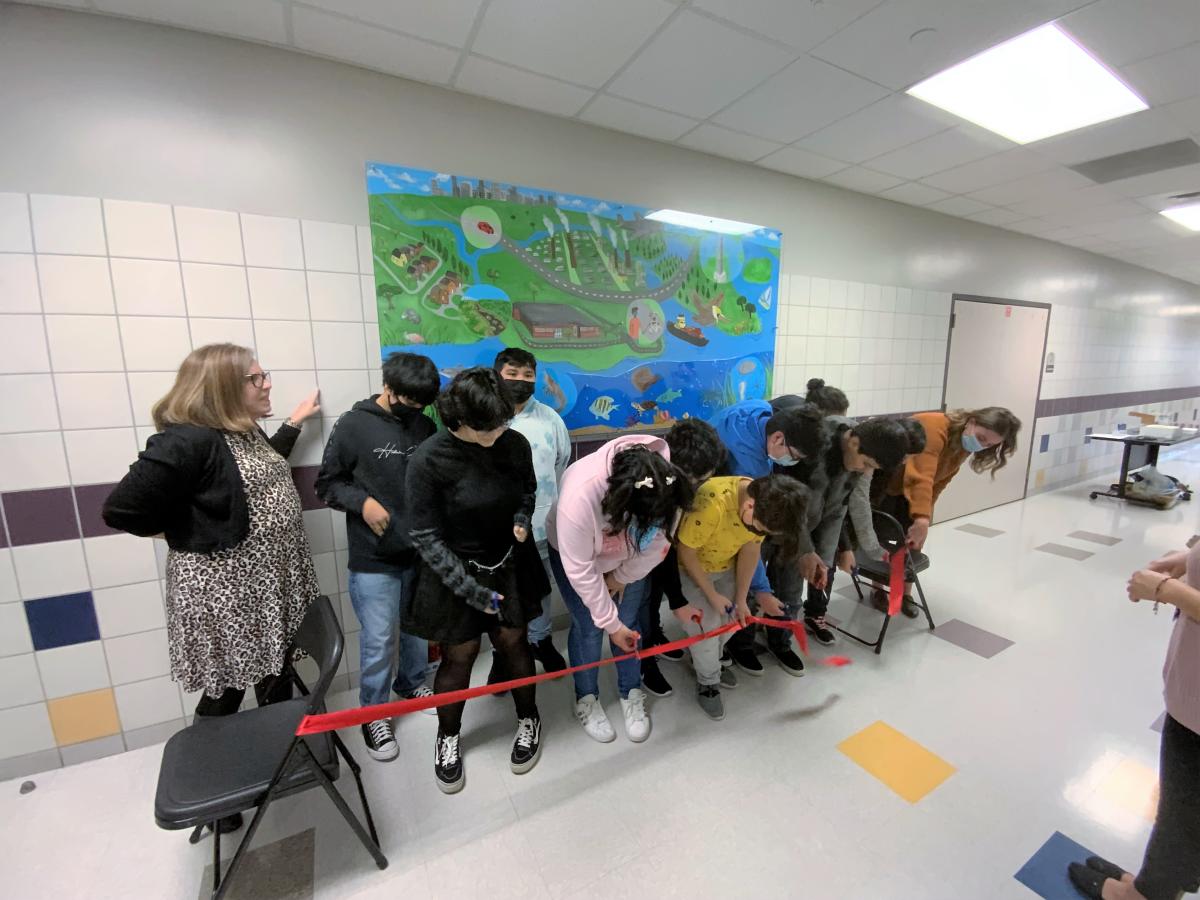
top-left (1162, 96), bottom-right (1200, 135)
top-left (808, 0), bottom-right (1083, 91)
top-left (794, 94), bottom-right (956, 164)
top-left (1122, 42), bottom-right (1200, 105)
top-left (472, 0), bottom-right (676, 88)
top-left (866, 125), bottom-right (1012, 179)
top-left (1007, 218), bottom-right (1057, 236)
top-left (296, 0), bottom-right (486, 46)
top-left (965, 207), bottom-right (1028, 226)
top-left (1036, 200), bottom-right (1152, 230)
top-left (924, 195), bottom-right (992, 216)
top-left (578, 95), bottom-right (698, 142)
top-left (757, 146), bottom-right (848, 179)
top-left (1029, 108), bottom-right (1192, 166)
top-left (821, 166), bottom-right (905, 194)
top-left (920, 147), bottom-right (1052, 193)
top-left (1007, 184), bottom-right (1125, 217)
top-left (693, 0), bottom-right (888, 51)
top-left (292, 7), bottom-right (459, 83)
top-left (607, 11), bottom-right (794, 119)
top-left (678, 124), bottom-right (783, 161)
top-left (713, 54), bottom-right (890, 143)
top-left (1059, 0), bottom-right (1200, 69)
top-left (877, 181), bottom-right (952, 205)
top-left (966, 166), bottom-right (1094, 205)
top-left (456, 56), bottom-right (594, 116)
top-left (1102, 161), bottom-right (1200, 199)
top-left (93, 0), bottom-right (287, 43)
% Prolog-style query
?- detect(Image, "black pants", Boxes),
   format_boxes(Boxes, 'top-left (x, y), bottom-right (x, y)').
top-left (1135, 713), bottom-right (1200, 900)
top-left (193, 670), bottom-right (294, 719)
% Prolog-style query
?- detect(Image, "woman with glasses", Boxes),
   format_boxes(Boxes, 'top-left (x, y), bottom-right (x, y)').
top-left (104, 344), bottom-right (321, 748)
top-left (402, 367), bottom-right (546, 793)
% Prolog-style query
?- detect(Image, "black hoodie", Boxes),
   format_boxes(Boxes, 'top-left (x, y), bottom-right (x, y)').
top-left (316, 396), bottom-right (437, 573)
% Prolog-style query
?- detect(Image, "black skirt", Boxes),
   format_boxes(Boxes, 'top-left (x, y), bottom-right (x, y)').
top-left (403, 539), bottom-right (549, 645)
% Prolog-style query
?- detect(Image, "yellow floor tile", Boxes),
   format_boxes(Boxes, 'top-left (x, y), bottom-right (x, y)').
top-left (838, 721), bottom-right (956, 803)
top-left (47, 688), bottom-right (121, 746)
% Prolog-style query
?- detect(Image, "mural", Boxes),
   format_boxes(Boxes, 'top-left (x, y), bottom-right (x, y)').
top-left (366, 162), bottom-right (781, 435)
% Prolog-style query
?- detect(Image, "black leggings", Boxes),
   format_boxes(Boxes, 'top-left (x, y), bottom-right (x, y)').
top-left (435, 623), bottom-right (537, 735)
top-left (1135, 713), bottom-right (1200, 900)
top-left (193, 671), bottom-right (293, 719)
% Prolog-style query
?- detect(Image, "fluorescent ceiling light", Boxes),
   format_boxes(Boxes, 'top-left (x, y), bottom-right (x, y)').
top-left (907, 23), bottom-right (1147, 144)
top-left (1160, 202), bottom-right (1200, 232)
top-left (645, 209), bottom-right (760, 234)
top-left (1159, 304), bottom-right (1200, 317)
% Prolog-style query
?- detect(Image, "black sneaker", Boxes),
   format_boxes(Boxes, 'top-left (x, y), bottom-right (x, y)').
top-left (769, 646), bottom-right (806, 677)
top-left (361, 719), bottom-right (398, 761)
top-left (530, 637), bottom-right (567, 673)
top-left (434, 730), bottom-right (464, 794)
top-left (510, 716), bottom-right (542, 774)
top-left (487, 652), bottom-right (508, 696)
top-left (640, 658), bottom-right (673, 697)
top-left (729, 645), bottom-right (764, 676)
top-left (652, 629), bottom-right (684, 662)
top-left (804, 616), bottom-right (837, 646)
top-left (901, 597), bottom-right (921, 619)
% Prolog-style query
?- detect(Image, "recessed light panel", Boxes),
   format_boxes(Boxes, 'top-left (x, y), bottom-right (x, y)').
top-left (1160, 202), bottom-right (1200, 232)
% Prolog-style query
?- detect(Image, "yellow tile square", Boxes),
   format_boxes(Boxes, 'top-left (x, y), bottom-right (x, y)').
top-left (838, 721), bottom-right (956, 803)
top-left (47, 688), bottom-right (121, 746)
top-left (1036, 469), bottom-right (1046, 489)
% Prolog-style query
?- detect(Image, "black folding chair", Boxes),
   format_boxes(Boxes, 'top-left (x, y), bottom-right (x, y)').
top-left (838, 509), bottom-right (935, 654)
top-left (154, 596), bottom-right (387, 899)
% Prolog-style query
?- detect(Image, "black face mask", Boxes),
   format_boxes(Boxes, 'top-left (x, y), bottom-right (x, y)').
top-left (389, 400), bottom-right (424, 421)
top-left (502, 378), bottom-right (535, 404)
top-left (741, 514), bottom-right (769, 537)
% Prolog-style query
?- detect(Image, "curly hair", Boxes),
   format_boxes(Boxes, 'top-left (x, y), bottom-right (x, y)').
top-left (664, 419), bottom-right (725, 483)
top-left (435, 366), bottom-right (514, 431)
top-left (805, 378), bottom-right (849, 416)
top-left (601, 446), bottom-right (695, 550)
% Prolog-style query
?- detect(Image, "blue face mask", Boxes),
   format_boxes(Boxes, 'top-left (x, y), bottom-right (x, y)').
top-left (961, 432), bottom-right (985, 453)
top-left (770, 452), bottom-right (799, 467)
top-left (630, 523), bottom-right (662, 553)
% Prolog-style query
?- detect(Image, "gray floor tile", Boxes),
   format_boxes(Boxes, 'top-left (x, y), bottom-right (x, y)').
top-left (931, 618), bottom-right (1014, 659)
top-left (1068, 530), bottom-right (1122, 546)
top-left (59, 734), bottom-right (125, 766)
top-left (955, 524), bottom-right (1005, 537)
top-left (0, 748), bottom-right (61, 782)
top-left (199, 828), bottom-right (314, 900)
top-left (1035, 542), bottom-right (1094, 561)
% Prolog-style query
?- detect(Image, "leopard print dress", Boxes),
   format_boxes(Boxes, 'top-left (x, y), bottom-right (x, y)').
top-left (165, 430), bottom-right (319, 697)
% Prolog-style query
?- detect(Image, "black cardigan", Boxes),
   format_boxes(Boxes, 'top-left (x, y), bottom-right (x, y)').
top-left (102, 423), bottom-right (300, 553)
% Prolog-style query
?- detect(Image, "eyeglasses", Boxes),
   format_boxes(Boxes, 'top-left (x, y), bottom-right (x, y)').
top-left (245, 371), bottom-right (271, 389)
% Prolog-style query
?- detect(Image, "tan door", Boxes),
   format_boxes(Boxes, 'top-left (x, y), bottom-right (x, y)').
top-left (934, 298), bottom-right (1048, 522)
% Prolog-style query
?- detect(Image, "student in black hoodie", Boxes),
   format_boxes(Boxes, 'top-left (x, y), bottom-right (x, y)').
top-left (316, 352), bottom-right (440, 762)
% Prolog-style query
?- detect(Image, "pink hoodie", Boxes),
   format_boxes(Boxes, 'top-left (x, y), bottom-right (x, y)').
top-left (546, 435), bottom-right (673, 633)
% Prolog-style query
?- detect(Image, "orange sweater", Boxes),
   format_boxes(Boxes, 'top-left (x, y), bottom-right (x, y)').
top-left (886, 412), bottom-right (969, 519)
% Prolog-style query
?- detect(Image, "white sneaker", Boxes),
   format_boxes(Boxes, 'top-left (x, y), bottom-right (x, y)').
top-left (574, 694), bottom-right (616, 743)
top-left (620, 688), bottom-right (651, 743)
top-left (404, 685), bottom-right (438, 716)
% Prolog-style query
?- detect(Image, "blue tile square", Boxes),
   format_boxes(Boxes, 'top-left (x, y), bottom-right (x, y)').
top-left (23, 592), bottom-right (100, 651)
top-left (1040, 434), bottom-right (1050, 453)
top-left (1084, 427), bottom-right (1093, 445)
top-left (1117, 423), bottom-right (1127, 431)
top-left (1014, 831), bottom-right (1100, 899)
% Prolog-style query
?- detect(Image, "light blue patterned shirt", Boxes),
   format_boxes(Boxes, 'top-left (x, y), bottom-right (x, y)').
top-left (509, 397), bottom-right (572, 554)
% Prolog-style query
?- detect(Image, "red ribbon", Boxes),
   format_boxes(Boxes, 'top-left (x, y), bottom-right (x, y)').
top-left (296, 615), bottom-right (832, 736)
top-left (887, 547), bottom-right (908, 616)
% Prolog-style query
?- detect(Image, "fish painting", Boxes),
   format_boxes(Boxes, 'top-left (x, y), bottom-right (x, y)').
top-left (656, 388), bottom-right (682, 404)
top-left (631, 400), bottom-right (657, 414)
top-left (542, 370), bottom-right (566, 411)
top-left (589, 395), bottom-right (619, 421)
top-left (758, 286), bottom-right (773, 311)
top-left (653, 409), bottom-right (674, 425)
top-left (439, 365), bottom-right (466, 379)
top-left (405, 333), bottom-right (426, 344)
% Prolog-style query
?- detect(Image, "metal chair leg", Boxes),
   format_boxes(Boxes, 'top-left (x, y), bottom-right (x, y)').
top-left (874, 610), bottom-right (893, 655)
top-left (913, 578), bottom-right (935, 631)
top-left (332, 733), bottom-right (379, 846)
top-left (295, 740), bottom-right (388, 870)
top-left (211, 822), bottom-right (221, 898)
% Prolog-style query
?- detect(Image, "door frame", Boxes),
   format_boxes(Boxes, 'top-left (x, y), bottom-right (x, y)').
top-left (939, 293), bottom-right (1052, 504)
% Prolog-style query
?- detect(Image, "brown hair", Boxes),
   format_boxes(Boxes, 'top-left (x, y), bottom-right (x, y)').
top-left (945, 407), bottom-right (1021, 476)
top-left (152, 343), bottom-right (258, 432)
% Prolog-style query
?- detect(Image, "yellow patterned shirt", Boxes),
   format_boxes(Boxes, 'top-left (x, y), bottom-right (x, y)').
top-left (676, 476), bottom-right (763, 573)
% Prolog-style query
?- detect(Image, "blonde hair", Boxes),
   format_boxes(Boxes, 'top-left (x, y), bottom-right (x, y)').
top-left (152, 343), bottom-right (258, 432)
top-left (945, 407), bottom-right (1021, 477)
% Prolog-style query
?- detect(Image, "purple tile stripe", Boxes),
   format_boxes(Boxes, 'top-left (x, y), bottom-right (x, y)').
top-left (1036, 386), bottom-right (1200, 419)
top-left (291, 465), bottom-right (326, 511)
top-left (73, 484), bottom-right (121, 538)
top-left (0, 496), bottom-right (8, 549)
top-left (2, 487), bottom-right (81, 546)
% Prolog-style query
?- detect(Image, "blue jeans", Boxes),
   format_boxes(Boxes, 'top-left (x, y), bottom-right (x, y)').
top-left (347, 568), bottom-right (428, 706)
top-left (549, 548), bottom-right (646, 701)
top-left (525, 554), bottom-right (554, 644)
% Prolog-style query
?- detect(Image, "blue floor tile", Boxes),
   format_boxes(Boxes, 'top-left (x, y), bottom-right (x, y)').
top-left (1014, 831), bottom-right (1100, 899)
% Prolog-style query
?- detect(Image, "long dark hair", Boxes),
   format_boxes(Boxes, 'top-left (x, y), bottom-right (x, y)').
top-left (601, 446), bottom-right (695, 550)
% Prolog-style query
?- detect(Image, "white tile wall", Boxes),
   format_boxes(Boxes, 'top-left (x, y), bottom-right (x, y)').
top-left (181, 262), bottom-right (251, 318)
top-left (114, 676), bottom-right (183, 731)
top-left (0, 314), bottom-right (51, 373)
top-left (110, 258), bottom-right (186, 316)
top-left (55, 373), bottom-right (133, 429)
top-left (29, 195), bottom-right (106, 256)
top-left (11, 540), bottom-right (90, 600)
top-left (1, 432), bottom-right (71, 491)
top-left (307, 271), bottom-right (362, 322)
top-left (0, 193), bottom-right (33, 252)
top-left (36, 255), bottom-right (115, 314)
top-left (301, 220), bottom-right (358, 273)
top-left (45, 315), bottom-right (125, 372)
top-left (92, 581), bottom-right (167, 639)
top-left (62, 428), bottom-right (139, 485)
top-left (256, 320), bottom-right (315, 369)
top-left (187, 316), bottom-right (256, 350)
top-left (102, 199), bottom-right (177, 260)
top-left (241, 213), bottom-right (304, 269)
top-left (248, 267), bottom-right (309, 319)
top-left (0, 703), bottom-right (57, 758)
top-left (82, 534), bottom-right (159, 590)
top-left (103, 629), bottom-right (171, 685)
top-left (0, 254), bottom-right (42, 312)
top-left (173, 207), bottom-right (243, 265)
top-left (0, 603), bottom-right (35, 658)
top-left (35, 642), bottom-right (110, 699)
top-left (0, 654), bottom-right (44, 709)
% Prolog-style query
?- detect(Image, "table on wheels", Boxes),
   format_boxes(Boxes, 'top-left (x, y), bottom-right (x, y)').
top-left (1088, 431), bottom-right (1196, 505)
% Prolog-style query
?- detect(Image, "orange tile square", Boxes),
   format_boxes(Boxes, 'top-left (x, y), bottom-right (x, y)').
top-left (838, 721), bottom-right (956, 803)
top-left (47, 688), bottom-right (121, 746)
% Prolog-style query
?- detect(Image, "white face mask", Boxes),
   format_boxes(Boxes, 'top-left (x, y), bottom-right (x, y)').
top-left (770, 452), bottom-right (799, 467)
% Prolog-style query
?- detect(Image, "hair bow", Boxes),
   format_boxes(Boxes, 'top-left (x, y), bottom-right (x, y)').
top-left (634, 476), bottom-right (655, 489)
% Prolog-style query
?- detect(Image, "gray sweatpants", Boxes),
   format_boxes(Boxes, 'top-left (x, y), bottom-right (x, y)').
top-left (680, 569), bottom-right (736, 687)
